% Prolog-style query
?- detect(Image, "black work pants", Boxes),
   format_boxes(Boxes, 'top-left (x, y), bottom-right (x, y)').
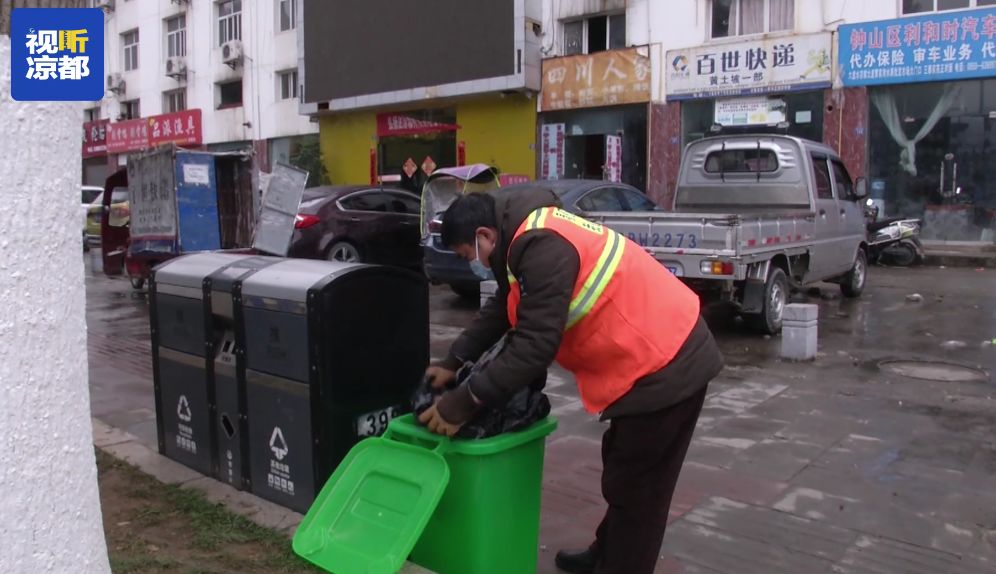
top-left (589, 386), bottom-right (707, 574)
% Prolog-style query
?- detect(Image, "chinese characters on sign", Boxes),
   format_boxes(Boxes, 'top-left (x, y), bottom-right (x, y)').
top-left (540, 124), bottom-right (565, 180)
top-left (714, 97), bottom-right (787, 126)
top-left (82, 119), bottom-right (109, 158)
top-left (839, 7), bottom-right (996, 86)
top-left (605, 135), bottom-right (622, 183)
top-left (665, 33), bottom-right (832, 101)
top-left (540, 47), bottom-right (652, 111)
top-left (11, 8), bottom-right (104, 101)
top-left (106, 119), bottom-right (149, 155)
top-left (105, 109), bottom-right (203, 155)
top-left (376, 113), bottom-right (460, 137)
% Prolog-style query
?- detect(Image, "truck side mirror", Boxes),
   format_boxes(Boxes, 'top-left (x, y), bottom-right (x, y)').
top-left (854, 177), bottom-right (868, 200)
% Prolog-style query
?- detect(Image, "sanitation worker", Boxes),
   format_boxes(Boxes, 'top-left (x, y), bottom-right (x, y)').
top-left (419, 185), bottom-right (723, 574)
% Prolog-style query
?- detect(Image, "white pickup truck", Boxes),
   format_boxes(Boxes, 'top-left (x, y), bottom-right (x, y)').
top-left (590, 135), bottom-right (869, 334)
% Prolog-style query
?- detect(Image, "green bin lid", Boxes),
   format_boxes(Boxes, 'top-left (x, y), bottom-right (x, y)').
top-left (293, 437), bottom-right (450, 574)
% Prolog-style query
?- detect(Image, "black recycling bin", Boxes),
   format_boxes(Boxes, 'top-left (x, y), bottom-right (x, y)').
top-left (204, 255), bottom-right (280, 489)
top-left (150, 253), bottom-right (262, 477)
top-left (238, 259), bottom-right (428, 512)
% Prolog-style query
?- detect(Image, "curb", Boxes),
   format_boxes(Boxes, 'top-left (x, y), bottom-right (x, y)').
top-left (922, 252), bottom-right (996, 268)
top-left (92, 418), bottom-right (436, 574)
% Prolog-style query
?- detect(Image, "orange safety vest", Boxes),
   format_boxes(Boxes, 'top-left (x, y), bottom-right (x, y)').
top-left (507, 207), bottom-right (700, 413)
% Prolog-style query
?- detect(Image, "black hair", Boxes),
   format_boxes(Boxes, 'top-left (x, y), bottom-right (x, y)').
top-left (440, 192), bottom-right (497, 248)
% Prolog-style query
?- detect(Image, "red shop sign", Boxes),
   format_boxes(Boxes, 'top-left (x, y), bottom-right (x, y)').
top-left (376, 113), bottom-right (460, 137)
top-left (148, 109), bottom-right (202, 148)
top-left (82, 119), bottom-right (109, 158)
top-left (106, 119), bottom-right (149, 154)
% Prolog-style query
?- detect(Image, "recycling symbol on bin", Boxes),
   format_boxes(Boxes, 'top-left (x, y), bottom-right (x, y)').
top-left (269, 427), bottom-right (289, 461)
top-left (177, 395), bottom-right (192, 423)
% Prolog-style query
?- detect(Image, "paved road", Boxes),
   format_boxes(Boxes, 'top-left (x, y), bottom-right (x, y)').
top-left (84, 250), bottom-right (996, 573)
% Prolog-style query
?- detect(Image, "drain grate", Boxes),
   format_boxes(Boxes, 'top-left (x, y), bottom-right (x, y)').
top-left (879, 360), bottom-right (989, 383)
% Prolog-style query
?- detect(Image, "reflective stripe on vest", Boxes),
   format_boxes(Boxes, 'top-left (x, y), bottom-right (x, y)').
top-left (511, 206), bottom-right (625, 329)
top-left (505, 205), bottom-right (702, 414)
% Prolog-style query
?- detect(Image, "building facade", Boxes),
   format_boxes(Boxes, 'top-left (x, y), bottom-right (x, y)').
top-left (540, 0), bottom-right (995, 244)
top-left (81, 0), bottom-right (318, 187)
top-left (299, 0), bottom-right (542, 192)
top-left (839, 1), bottom-right (996, 243)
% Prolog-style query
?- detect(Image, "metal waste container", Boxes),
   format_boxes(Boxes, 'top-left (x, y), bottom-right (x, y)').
top-left (239, 259), bottom-right (428, 512)
top-left (150, 252), bottom-right (262, 477)
top-left (204, 255), bottom-right (280, 488)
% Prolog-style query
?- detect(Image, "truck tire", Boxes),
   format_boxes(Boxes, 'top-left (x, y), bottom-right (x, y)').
top-left (745, 267), bottom-right (788, 335)
top-left (840, 249), bottom-right (867, 298)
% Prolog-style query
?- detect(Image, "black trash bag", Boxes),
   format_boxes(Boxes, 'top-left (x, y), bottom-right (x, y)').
top-left (413, 336), bottom-right (550, 439)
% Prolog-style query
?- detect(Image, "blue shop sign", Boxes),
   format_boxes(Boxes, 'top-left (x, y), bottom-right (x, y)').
top-left (839, 7), bottom-right (996, 86)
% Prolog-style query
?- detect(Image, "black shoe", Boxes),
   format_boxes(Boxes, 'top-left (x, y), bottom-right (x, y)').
top-left (555, 548), bottom-right (596, 574)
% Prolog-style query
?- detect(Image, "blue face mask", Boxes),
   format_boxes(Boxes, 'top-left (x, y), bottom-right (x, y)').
top-left (470, 236), bottom-right (494, 280)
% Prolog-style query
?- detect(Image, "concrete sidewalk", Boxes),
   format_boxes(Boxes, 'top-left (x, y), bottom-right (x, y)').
top-left (86, 260), bottom-right (996, 573)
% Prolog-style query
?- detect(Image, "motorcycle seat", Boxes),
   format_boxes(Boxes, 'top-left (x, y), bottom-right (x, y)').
top-left (867, 217), bottom-right (906, 233)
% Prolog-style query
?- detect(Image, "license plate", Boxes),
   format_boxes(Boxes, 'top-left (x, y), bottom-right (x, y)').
top-left (356, 406), bottom-right (400, 438)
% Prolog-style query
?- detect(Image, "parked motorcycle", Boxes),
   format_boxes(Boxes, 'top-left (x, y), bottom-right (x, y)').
top-left (864, 201), bottom-right (924, 266)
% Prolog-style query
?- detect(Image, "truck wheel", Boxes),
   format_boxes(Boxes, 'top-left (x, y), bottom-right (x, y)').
top-left (745, 267), bottom-right (788, 335)
top-left (840, 250), bottom-right (867, 298)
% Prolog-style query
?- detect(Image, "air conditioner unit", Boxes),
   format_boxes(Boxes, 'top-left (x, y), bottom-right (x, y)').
top-left (221, 40), bottom-right (244, 67)
top-left (96, 0), bottom-right (115, 11)
top-left (165, 56), bottom-right (187, 78)
top-left (106, 73), bottom-right (125, 94)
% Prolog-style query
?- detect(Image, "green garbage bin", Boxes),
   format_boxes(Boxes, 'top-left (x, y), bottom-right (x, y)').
top-left (293, 413), bottom-right (557, 574)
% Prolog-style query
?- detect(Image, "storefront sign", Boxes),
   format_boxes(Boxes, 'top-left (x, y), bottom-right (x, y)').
top-left (376, 113), bottom-right (460, 137)
top-left (82, 118), bottom-right (109, 158)
top-left (605, 135), bottom-right (622, 183)
top-left (106, 118), bottom-right (149, 154)
top-left (499, 174), bottom-right (530, 186)
top-left (149, 109), bottom-right (202, 148)
top-left (839, 7), bottom-right (996, 86)
top-left (540, 124), bottom-right (565, 180)
top-left (105, 109), bottom-right (203, 154)
top-left (540, 47), bottom-right (651, 111)
top-left (665, 33), bottom-right (832, 101)
top-left (714, 97), bottom-right (787, 126)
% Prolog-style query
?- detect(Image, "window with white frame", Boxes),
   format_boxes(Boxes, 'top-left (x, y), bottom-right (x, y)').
top-left (278, 69), bottom-right (298, 100)
top-left (903, 0), bottom-right (996, 13)
top-left (121, 100), bottom-right (140, 120)
top-left (122, 29), bottom-right (139, 71)
top-left (84, 107), bottom-right (100, 122)
top-left (163, 89), bottom-right (186, 113)
top-left (219, 0), bottom-right (243, 46)
top-left (279, 0), bottom-right (297, 31)
top-left (563, 13), bottom-right (626, 56)
top-left (710, 0), bottom-right (794, 39)
top-left (166, 15), bottom-right (186, 58)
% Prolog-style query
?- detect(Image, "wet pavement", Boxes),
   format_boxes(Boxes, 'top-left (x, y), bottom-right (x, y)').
top-left (84, 249), bottom-right (996, 573)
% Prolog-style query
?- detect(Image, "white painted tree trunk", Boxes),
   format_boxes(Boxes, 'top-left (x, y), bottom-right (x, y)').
top-left (0, 5), bottom-right (111, 571)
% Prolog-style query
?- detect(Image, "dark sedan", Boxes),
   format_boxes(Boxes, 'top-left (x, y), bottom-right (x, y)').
top-left (425, 179), bottom-right (660, 299)
top-left (288, 185), bottom-right (422, 268)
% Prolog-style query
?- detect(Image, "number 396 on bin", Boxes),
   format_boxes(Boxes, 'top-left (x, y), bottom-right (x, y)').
top-left (10, 8), bottom-right (104, 102)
